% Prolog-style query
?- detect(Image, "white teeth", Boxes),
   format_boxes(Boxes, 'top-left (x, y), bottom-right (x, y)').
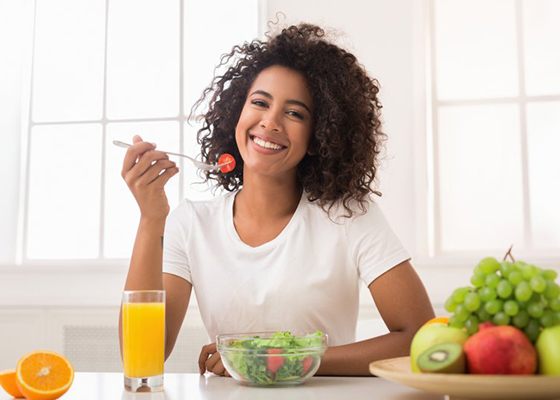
top-left (252, 136), bottom-right (283, 150)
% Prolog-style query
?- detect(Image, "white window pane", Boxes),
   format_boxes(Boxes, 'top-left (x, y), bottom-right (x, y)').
top-left (104, 122), bottom-right (180, 258)
top-left (434, 0), bottom-right (518, 100)
top-left (183, 123), bottom-right (219, 201)
top-left (106, 0), bottom-right (179, 119)
top-left (527, 102), bottom-right (560, 248)
top-left (523, 0), bottom-right (560, 96)
top-left (438, 104), bottom-right (523, 251)
top-left (184, 0), bottom-right (259, 114)
top-left (32, 0), bottom-right (105, 122)
top-left (27, 124), bottom-right (102, 259)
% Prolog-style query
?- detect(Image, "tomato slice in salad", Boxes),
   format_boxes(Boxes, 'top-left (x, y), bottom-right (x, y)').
top-left (302, 356), bottom-right (314, 374)
top-left (266, 348), bottom-right (284, 373)
top-left (218, 153), bottom-right (236, 173)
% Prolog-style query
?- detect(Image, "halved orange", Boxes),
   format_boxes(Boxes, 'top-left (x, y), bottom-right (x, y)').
top-left (16, 351), bottom-right (74, 400)
top-left (0, 369), bottom-right (24, 398)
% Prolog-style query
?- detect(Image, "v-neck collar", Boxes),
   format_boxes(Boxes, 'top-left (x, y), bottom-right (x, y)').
top-left (223, 191), bottom-right (305, 251)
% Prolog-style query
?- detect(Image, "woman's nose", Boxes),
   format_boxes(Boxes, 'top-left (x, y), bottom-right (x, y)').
top-left (259, 113), bottom-right (281, 132)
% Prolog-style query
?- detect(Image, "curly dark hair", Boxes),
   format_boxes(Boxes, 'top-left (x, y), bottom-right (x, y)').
top-left (192, 23), bottom-right (385, 216)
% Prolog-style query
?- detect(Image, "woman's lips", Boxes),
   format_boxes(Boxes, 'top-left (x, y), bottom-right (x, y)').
top-left (249, 134), bottom-right (287, 153)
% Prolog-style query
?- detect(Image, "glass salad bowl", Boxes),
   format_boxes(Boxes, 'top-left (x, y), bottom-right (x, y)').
top-left (216, 331), bottom-right (328, 386)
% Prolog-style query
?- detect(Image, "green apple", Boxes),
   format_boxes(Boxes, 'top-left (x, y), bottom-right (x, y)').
top-left (410, 323), bottom-right (468, 373)
top-left (536, 324), bottom-right (560, 375)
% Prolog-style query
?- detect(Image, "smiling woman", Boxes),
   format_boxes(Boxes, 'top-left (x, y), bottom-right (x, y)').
top-left (194, 24), bottom-right (385, 217)
top-left (119, 22), bottom-right (435, 380)
top-left (1, 0), bottom-right (431, 376)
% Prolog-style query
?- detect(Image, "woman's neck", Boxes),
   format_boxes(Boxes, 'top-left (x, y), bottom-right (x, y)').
top-left (234, 172), bottom-right (302, 221)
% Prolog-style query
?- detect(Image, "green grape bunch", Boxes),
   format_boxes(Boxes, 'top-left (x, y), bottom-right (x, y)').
top-left (444, 252), bottom-right (560, 342)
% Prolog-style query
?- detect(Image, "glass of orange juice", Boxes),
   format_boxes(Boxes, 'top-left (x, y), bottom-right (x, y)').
top-left (122, 290), bottom-right (165, 392)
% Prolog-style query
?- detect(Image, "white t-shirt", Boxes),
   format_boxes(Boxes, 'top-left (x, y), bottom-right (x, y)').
top-left (162, 191), bottom-right (410, 346)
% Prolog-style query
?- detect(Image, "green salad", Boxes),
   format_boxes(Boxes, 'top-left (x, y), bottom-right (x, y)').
top-left (221, 331), bottom-right (325, 385)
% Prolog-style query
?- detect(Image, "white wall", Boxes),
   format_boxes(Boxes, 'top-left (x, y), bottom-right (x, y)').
top-left (0, 0), bottom-right (31, 264)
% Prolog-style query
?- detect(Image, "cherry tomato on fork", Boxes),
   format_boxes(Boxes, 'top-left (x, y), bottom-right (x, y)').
top-left (218, 153), bottom-right (236, 173)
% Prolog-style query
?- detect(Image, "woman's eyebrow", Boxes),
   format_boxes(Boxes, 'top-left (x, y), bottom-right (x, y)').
top-left (250, 90), bottom-right (312, 114)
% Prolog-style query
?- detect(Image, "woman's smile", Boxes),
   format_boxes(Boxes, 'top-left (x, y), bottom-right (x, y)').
top-left (248, 133), bottom-right (288, 153)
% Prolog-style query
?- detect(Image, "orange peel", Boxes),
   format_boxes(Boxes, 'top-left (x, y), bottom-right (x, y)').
top-left (424, 316), bottom-right (449, 326)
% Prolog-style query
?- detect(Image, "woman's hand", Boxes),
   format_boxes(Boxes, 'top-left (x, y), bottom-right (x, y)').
top-left (198, 343), bottom-right (230, 376)
top-left (121, 135), bottom-right (179, 221)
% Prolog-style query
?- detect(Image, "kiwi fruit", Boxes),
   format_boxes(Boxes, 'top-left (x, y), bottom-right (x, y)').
top-left (417, 342), bottom-right (466, 374)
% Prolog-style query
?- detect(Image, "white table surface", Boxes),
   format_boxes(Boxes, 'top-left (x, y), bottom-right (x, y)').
top-left (1, 372), bottom-right (445, 400)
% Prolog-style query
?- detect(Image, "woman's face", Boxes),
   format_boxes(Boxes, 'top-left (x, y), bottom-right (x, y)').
top-left (235, 65), bottom-right (313, 179)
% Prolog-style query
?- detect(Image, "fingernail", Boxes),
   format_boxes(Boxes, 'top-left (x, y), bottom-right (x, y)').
top-left (150, 142), bottom-right (157, 147)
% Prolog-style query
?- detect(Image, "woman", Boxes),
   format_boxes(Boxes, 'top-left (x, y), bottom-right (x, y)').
top-left (120, 24), bottom-right (434, 376)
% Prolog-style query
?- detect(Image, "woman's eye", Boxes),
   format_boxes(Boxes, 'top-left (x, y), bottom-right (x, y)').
top-left (251, 99), bottom-right (268, 107)
top-left (287, 110), bottom-right (304, 120)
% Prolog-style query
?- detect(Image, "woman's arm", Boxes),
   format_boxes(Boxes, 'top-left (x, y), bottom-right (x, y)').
top-left (118, 135), bottom-right (190, 359)
top-left (317, 260), bottom-right (434, 375)
top-left (163, 273), bottom-right (192, 359)
top-left (119, 220), bottom-right (192, 359)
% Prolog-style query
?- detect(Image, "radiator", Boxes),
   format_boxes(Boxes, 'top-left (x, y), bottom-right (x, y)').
top-left (63, 325), bottom-right (209, 373)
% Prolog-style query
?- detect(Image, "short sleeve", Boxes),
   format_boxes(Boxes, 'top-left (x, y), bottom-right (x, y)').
top-left (162, 201), bottom-right (192, 283)
top-left (347, 202), bottom-right (411, 287)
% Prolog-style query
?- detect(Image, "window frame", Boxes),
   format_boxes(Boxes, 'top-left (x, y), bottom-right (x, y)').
top-left (423, 0), bottom-right (560, 266)
top-left (16, 0), bottom-right (266, 266)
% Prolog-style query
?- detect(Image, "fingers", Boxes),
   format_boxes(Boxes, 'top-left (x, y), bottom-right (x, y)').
top-left (153, 164), bottom-right (179, 187)
top-left (198, 343), bottom-right (213, 374)
top-left (136, 158), bottom-right (177, 186)
top-left (121, 137), bottom-right (155, 178)
top-left (205, 353), bottom-right (224, 375)
top-left (198, 343), bottom-right (228, 376)
top-left (207, 359), bottom-right (228, 376)
top-left (118, 136), bottom-right (178, 219)
top-left (123, 150), bottom-right (172, 192)
top-left (127, 149), bottom-right (169, 180)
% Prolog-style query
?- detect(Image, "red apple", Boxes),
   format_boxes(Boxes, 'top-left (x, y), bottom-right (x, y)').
top-left (478, 321), bottom-right (495, 330)
top-left (464, 325), bottom-right (536, 374)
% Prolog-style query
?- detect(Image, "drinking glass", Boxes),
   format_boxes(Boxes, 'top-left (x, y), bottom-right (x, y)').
top-left (122, 290), bottom-right (165, 392)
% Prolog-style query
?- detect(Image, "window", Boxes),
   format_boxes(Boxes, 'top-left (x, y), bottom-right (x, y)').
top-left (20, 0), bottom-right (261, 261)
top-left (429, 0), bottom-right (560, 258)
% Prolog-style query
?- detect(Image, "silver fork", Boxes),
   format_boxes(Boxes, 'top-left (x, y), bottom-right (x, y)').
top-left (112, 140), bottom-right (230, 171)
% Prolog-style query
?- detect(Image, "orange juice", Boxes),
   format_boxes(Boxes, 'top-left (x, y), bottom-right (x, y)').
top-left (122, 302), bottom-right (165, 377)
